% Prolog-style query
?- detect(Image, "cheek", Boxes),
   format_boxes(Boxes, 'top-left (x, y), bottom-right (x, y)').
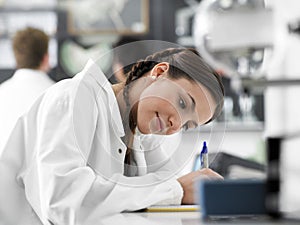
top-left (136, 97), bottom-right (184, 134)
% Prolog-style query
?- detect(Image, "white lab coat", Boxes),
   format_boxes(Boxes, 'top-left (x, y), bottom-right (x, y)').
top-left (0, 60), bottom-right (183, 225)
top-left (0, 69), bottom-right (55, 153)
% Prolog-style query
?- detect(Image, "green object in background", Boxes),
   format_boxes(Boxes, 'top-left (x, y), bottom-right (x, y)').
top-left (60, 40), bottom-right (112, 77)
top-left (246, 138), bottom-right (267, 165)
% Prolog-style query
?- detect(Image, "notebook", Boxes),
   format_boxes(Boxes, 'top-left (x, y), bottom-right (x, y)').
top-left (146, 205), bottom-right (200, 212)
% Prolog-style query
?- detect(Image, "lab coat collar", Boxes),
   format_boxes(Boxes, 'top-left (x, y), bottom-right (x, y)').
top-left (82, 59), bottom-right (125, 137)
top-left (13, 69), bottom-right (50, 81)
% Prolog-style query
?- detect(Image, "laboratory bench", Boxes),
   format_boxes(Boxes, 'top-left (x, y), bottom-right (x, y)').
top-left (95, 212), bottom-right (299, 225)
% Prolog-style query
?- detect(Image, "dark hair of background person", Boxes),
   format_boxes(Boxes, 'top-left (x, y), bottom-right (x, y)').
top-left (12, 27), bottom-right (49, 69)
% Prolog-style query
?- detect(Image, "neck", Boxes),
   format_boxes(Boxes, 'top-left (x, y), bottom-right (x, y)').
top-left (112, 81), bottom-right (134, 147)
top-left (38, 64), bottom-right (49, 73)
top-left (112, 82), bottom-right (126, 117)
top-left (39, 53), bottom-right (50, 73)
top-left (113, 76), bottom-right (153, 115)
top-left (112, 75), bottom-right (153, 133)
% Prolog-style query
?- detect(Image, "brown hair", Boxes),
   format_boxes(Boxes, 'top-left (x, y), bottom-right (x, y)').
top-left (123, 48), bottom-right (224, 132)
top-left (12, 27), bottom-right (49, 69)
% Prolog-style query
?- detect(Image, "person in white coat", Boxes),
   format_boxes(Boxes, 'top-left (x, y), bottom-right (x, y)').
top-left (0, 47), bottom-right (224, 225)
top-left (0, 27), bottom-right (54, 153)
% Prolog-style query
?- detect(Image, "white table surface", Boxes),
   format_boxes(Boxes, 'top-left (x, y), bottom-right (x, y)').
top-left (95, 211), bottom-right (299, 225)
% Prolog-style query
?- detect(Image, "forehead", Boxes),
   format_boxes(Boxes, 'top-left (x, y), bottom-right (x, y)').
top-left (172, 77), bottom-right (216, 124)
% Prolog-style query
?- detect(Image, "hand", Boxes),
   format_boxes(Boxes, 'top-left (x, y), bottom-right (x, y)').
top-left (177, 168), bottom-right (223, 204)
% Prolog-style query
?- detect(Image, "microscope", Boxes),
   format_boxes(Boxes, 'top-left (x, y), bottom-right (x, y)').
top-left (193, 0), bottom-right (300, 220)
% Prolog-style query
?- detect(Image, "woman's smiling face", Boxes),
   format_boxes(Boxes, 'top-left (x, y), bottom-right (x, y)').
top-left (136, 75), bottom-right (216, 135)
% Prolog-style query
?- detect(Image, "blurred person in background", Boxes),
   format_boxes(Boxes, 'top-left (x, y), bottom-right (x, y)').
top-left (0, 27), bottom-right (55, 154)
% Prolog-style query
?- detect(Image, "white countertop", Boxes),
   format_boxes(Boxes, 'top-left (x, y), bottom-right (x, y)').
top-left (93, 211), bottom-right (298, 225)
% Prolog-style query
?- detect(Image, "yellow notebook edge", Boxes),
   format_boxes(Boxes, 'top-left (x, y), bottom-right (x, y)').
top-left (146, 205), bottom-right (200, 212)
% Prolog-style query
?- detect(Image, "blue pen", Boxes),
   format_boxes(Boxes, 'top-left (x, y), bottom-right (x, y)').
top-left (200, 141), bottom-right (208, 169)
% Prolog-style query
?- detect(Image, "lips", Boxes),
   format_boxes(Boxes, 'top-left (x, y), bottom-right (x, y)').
top-left (156, 112), bottom-right (163, 132)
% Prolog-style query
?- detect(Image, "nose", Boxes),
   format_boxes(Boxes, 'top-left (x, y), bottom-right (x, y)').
top-left (167, 115), bottom-right (182, 135)
top-left (168, 111), bottom-right (199, 134)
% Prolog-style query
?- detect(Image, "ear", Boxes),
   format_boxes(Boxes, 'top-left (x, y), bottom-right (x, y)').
top-left (39, 53), bottom-right (50, 72)
top-left (150, 62), bottom-right (169, 78)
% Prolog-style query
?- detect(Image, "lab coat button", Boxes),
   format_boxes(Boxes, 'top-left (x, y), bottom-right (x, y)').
top-left (118, 148), bottom-right (122, 154)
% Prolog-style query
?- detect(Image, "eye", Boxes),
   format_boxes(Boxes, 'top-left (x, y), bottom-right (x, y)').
top-left (179, 98), bottom-right (186, 109)
top-left (182, 121), bottom-right (198, 131)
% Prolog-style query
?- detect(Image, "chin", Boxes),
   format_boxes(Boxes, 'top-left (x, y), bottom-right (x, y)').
top-left (136, 125), bottom-right (149, 134)
top-left (150, 129), bottom-right (167, 135)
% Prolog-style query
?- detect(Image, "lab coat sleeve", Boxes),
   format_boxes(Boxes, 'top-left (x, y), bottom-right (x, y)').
top-left (23, 81), bottom-right (183, 225)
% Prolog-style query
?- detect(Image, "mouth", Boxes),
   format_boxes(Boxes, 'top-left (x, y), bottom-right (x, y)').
top-left (155, 112), bottom-right (164, 132)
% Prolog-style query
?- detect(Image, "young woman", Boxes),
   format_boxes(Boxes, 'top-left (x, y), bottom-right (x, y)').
top-left (0, 47), bottom-right (224, 224)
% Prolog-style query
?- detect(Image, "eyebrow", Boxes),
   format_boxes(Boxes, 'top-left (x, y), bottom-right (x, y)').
top-left (188, 93), bottom-right (196, 111)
